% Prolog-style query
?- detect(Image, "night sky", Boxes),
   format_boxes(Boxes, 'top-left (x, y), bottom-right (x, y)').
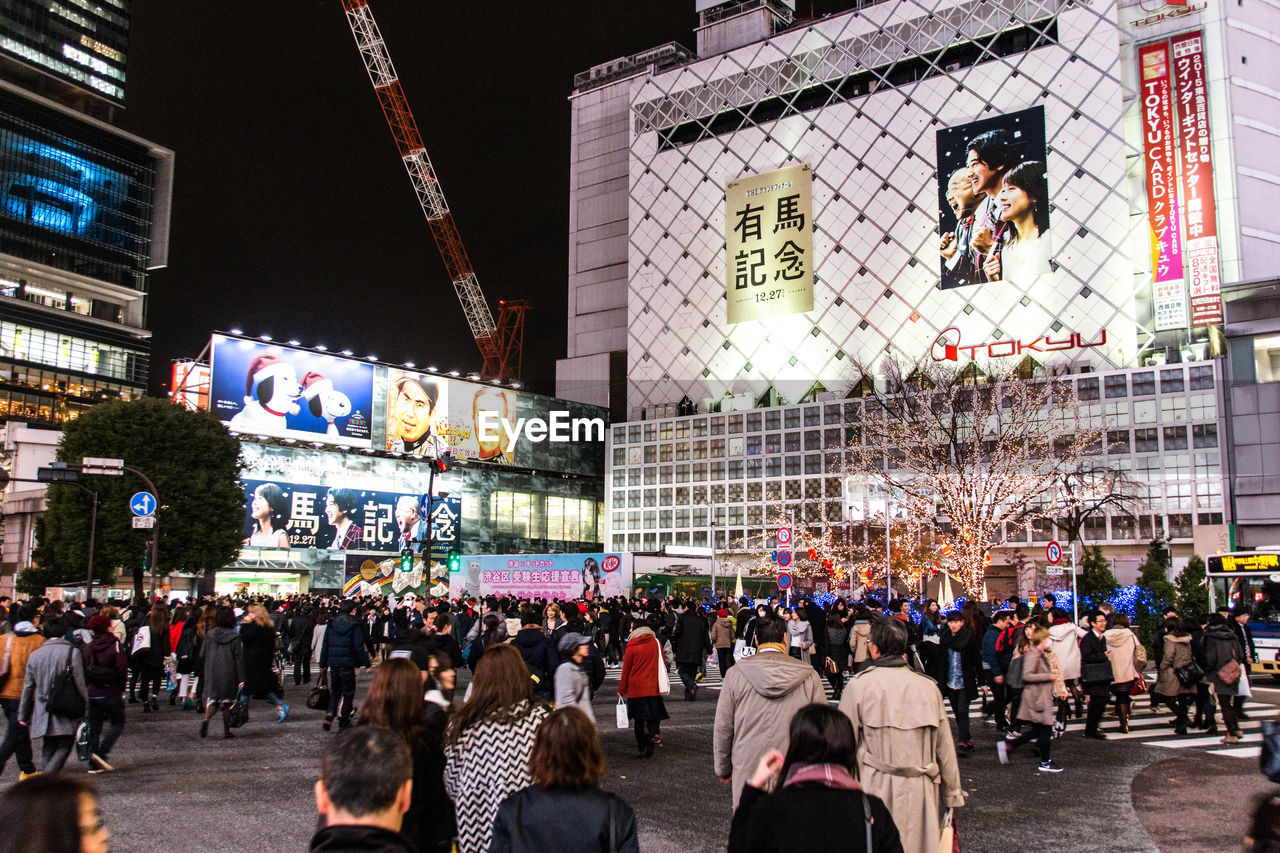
top-left (116, 1), bottom-right (849, 399)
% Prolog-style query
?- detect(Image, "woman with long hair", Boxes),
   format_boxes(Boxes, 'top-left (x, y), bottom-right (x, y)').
top-left (240, 603), bottom-right (288, 722)
top-left (998, 624), bottom-right (1064, 773)
top-left (0, 774), bottom-right (111, 853)
top-left (166, 605), bottom-right (188, 707)
top-left (443, 643), bottom-right (550, 853)
top-left (824, 610), bottom-right (849, 700)
top-left (243, 482), bottom-right (289, 547)
top-left (135, 602), bottom-right (170, 712)
top-left (490, 707), bottom-right (639, 853)
top-left (199, 606), bottom-right (245, 740)
top-left (359, 658), bottom-right (456, 853)
top-left (983, 160), bottom-right (1052, 284)
top-left (728, 703), bottom-right (901, 852)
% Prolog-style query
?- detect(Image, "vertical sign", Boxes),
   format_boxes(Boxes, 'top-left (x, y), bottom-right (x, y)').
top-left (725, 163), bottom-right (814, 324)
top-left (1139, 42), bottom-right (1188, 331)
top-left (1171, 31), bottom-right (1222, 328)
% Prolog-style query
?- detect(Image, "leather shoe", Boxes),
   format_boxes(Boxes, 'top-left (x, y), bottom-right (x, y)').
top-left (1084, 730), bottom-right (1108, 740)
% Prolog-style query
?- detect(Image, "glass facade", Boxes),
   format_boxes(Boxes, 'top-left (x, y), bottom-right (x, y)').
top-left (0, 0), bottom-right (128, 103)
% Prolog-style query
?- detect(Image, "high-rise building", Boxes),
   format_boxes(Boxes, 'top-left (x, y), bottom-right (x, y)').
top-left (0, 0), bottom-right (172, 427)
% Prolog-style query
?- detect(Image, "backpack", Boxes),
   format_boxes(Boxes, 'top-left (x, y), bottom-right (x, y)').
top-left (82, 641), bottom-right (119, 688)
top-left (175, 626), bottom-right (197, 675)
top-left (1005, 654), bottom-right (1026, 690)
top-left (130, 625), bottom-right (151, 661)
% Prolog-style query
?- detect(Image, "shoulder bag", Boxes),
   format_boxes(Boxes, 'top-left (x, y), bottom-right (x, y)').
top-left (47, 646), bottom-right (86, 719)
top-left (1005, 655), bottom-right (1026, 690)
top-left (306, 670), bottom-right (330, 710)
top-left (1217, 658), bottom-right (1242, 686)
top-left (656, 654), bottom-right (671, 695)
top-left (1174, 659), bottom-right (1204, 687)
top-left (1133, 633), bottom-right (1148, 670)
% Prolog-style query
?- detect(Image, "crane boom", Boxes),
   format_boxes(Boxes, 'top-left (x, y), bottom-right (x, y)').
top-left (341, 0), bottom-right (499, 360)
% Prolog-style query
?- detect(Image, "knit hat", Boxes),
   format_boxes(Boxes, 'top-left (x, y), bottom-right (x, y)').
top-left (717, 609), bottom-right (729, 618)
top-left (87, 614), bottom-right (111, 634)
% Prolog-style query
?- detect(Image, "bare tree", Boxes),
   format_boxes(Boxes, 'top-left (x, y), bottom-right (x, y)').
top-left (841, 357), bottom-right (1105, 595)
top-left (1050, 461), bottom-right (1147, 546)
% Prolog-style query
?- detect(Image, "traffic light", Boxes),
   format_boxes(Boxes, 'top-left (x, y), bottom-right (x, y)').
top-left (431, 453), bottom-right (454, 474)
top-left (141, 541), bottom-right (152, 571)
top-left (399, 548), bottom-right (414, 573)
top-left (447, 551), bottom-right (462, 572)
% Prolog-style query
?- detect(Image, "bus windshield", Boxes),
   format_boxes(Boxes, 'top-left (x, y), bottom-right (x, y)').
top-left (1208, 575), bottom-right (1280, 622)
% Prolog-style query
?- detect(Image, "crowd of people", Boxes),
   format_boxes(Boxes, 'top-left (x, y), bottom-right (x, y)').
top-left (0, 588), bottom-right (1272, 852)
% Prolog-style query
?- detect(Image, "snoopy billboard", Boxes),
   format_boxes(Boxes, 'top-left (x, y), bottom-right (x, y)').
top-left (208, 335), bottom-right (375, 448)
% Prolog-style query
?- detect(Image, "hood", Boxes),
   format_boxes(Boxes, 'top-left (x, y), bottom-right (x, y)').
top-left (329, 613), bottom-right (358, 637)
top-left (1206, 625), bottom-right (1236, 640)
top-left (88, 633), bottom-right (119, 653)
top-left (514, 627), bottom-right (548, 649)
top-left (736, 652), bottom-right (817, 699)
top-left (715, 616), bottom-right (733, 629)
top-left (1049, 622), bottom-right (1079, 640)
top-left (628, 626), bottom-right (655, 643)
top-left (1103, 628), bottom-right (1135, 646)
top-left (1164, 633), bottom-right (1192, 645)
top-left (853, 623), bottom-right (870, 637)
top-left (206, 626), bottom-right (239, 645)
top-left (12, 621), bottom-right (36, 636)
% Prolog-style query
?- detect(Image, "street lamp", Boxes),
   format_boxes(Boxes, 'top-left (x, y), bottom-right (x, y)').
top-left (35, 464), bottom-right (97, 600)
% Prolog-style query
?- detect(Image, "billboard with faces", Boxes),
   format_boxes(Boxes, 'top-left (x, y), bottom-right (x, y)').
top-left (209, 335), bottom-right (374, 447)
top-left (383, 369), bottom-right (518, 466)
top-left (936, 106), bottom-right (1050, 291)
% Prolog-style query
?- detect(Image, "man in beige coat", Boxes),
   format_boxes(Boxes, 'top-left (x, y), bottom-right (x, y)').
top-left (838, 617), bottom-right (965, 853)
top-left (713, 612), bottom-right (825, 807)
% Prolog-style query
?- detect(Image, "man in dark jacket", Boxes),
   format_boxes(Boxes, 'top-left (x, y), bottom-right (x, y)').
top-left (311, 727), bottom-right (416, 853)
top-left (1080, 610), bottom-right (1112, 740)
top-left (320, 600), bottom-right (370, 730)
top-left (289, 605), bottom-right (317, 685)
top-left (980, 610), bottom-right (1013, 731)
top-left (1230, 605), bottom-right (1257, 719)
top-left (512, 611), bottom-right (558, 698)
top-left (671, 601), bottom-right (711, 701)
top-left (82, 613), bottom-right (128, 772)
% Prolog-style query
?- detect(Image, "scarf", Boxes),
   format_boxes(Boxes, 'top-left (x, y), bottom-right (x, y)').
top-left (783, 763), bottom-right (861, 791)
top-left (628, 625), bottom-right (655, 643)
top-left (1044, 649), bottom-right (1070, 700)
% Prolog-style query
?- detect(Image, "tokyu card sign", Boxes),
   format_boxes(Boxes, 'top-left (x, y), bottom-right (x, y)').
top-left (725, 162), bottom-right (814, 324)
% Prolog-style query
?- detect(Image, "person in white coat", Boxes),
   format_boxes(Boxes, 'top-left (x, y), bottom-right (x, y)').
top-left (1047, 608), bottom-right (1085, 723)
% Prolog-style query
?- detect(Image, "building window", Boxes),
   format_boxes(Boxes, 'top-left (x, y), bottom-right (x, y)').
top-left (728, 460), bottom-right (743, 479)
top-left (766, 433), bottom-right (782, 454)
top-left (804, 455), bottom-right (822, 474)
top-left (643, 424), bottom-right (656, 442)
top-left (1192, 423), bottom-right (1218, 448)
top-left (728, 414), bottom-right (743, 433)
top-left (1134, 428), bottom-right (1159, 453)
top-left (1107, 430), bottom-right (1130, 454)
top-left (1189, 365), bottom-right (1215, 390)
top-left (1167, 513), bottom-right (1192, 538)
top-left (804, 406), bottom-right (821, 427)
top-left (628, 425), bottom-right (641, 443)
top-left (643, 467), bottom-right (657, 485)
top-left (612, 426), bottom-right (626, 444)
top-left (692, 418), bottom-right (707, 436)
top-left (1105, 375), bottom-right (1128, 398)
top-left (1163, 426), bottom-right (1188, 451)
top-left (1160, 368), bottom-right (1185, 393)
top-left (746, 458), bottom-right (762, 478)
top-left (766, 410), bottom-right (781, 430)
top-left (785, 456), bottom-right (801, 476)
top-left (675, 464), bottom-right (690, 483)
top-left (710, 438), bottom-right (725, 458)
top-left (1189, 393), bottom-right (1215, 421)
top-left (692, 463), bottom-right (707, 480)
top-left (1111, 515), bottom-right (1135, 540)
top-left (660, 422), bottom-right (673, 440)
top-left (746, 412), bottom-right (762, 432)
top-left (1132, 372), bottom-right (1155, 396)
top-left (1077, 378), bottom-right (1100, 401)
top-left (612, 447), bottom-right (625, 466)
top-left (785, 409), bottom-right (800, 429)
top-left (675, 421), bottom-right (689, 438)
top-left (675, 509), bottom-right (689, 528)
top-left (710, 462), bottom-right (725, 480)
top-left (766, 457), bottom-right (781, 478)
top-left (627, 469), bottom-right (641, 486)
top-left (804, 431), bottom-right (821, 451)
top-left (710, 416), bottom-right (725, 436)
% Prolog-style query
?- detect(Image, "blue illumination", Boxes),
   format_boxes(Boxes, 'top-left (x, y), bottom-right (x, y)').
top-left (0, 135), bottom-right (133, 242)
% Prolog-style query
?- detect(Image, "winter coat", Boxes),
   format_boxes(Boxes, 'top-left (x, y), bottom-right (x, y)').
top-left (512, 626), bottom-right (558, 686)
top-left (618, 629), bottom-right (663, 699)
top-left (555, 660), bottom-right (594, 725)
top-left (1015, 648), bottom-right (1058, 726)
top-left (19, 637), bottom-right (87, 738)
top-left (713, 648), bottom-right (826, 807)
top-left (1154, 633), bottom-right (1196, 697)
top-left (838, 657), bottom-right (965, 853)
top-left (1104, 627), bottom-right (1142, 685)
top-left (786, 619), bottom-right (815, 664)
top-left (443, 699), bottom-right (551, 853)
top-left (981, 626), bottom-right (1005, 679)
top-left (0, 624), bottom-right (44, 701)
top-left (932, 626), bottom-right (979, 700)
top-left (672, 610), bottom-right (712, 664)
top-left (1230, 619), bottom-right (1257, 662)
top-left (489, 785), bottom-right (639, 853)
top-left (1079, 630), bottom-right (1112, 696)
top-left (202, 626), bottom-right (246, 702)
top-left (1203, 624), bottom-right (1244, 695)
top-left (1048, 620), bottom-right (1085, 680)
top-left (825, 623), bottom-right (849, 665)
top-left (849, 622), bottom-right (872, 665)
top-left (311, 624), bottom-right (327, 664)
top-left (82, 632), bottom-right (128, 699)
top-left (728, 783), bottom-right (903, 853)
top-left (319, 612), bottom-right (369, 670)
top-left (308, 825), bottom-right (416, 853)
top-left (711, 616), bottom-right (736, 649)
top-left (288, 613), bottom-right (316, 655)
top-left (239, 621), bottom-right (279, 697)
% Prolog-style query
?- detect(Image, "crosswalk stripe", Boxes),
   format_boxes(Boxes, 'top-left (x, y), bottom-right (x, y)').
top-left (1207, 746), bottom-right (1262, 758)
top-left (1144, 732), bottom-right (1262, 748)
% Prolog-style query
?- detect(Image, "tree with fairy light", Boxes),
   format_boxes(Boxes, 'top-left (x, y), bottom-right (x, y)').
top-left (841, 357), bottom-right (1105, 596)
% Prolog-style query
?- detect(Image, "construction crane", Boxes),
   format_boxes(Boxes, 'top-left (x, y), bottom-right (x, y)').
top-left (340, 0), bottom-right (529, 382)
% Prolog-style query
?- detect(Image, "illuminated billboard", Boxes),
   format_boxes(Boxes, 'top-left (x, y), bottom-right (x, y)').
top-left (450, 552), bottom-right (633, 601)
top-left (725, 162), bottom-right (814, 324)
top-left (210, 335), bottom-right (374, 448)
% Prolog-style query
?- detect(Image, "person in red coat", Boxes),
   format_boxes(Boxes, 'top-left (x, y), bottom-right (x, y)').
top-left (618, 624), bottom-right (669, 757)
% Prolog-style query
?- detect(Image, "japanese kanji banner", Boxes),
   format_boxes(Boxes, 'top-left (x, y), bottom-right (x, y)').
top-left (1171, 31), bottom-right (1222, 328)
top-left (451, 552), bottom-right (633, 601)
top-left (725, 162), bottom-right (814, 324)
top-left (1139, 41), bottom-right (1189, 331)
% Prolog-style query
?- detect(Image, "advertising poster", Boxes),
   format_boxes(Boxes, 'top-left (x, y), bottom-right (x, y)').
top-left (444, 384), bottom-right (518, 465)
top-left (1138, 42), bottom-right (1188, 331)
top-left (725, 162), bottom-right (814, 324)
top-left (452, 553), bottom-right (633, 601)
top-left (1171, 31), bottom-right (1222, 328)
top-left (383, 370), bottom-right (518, 465)
top-left (241, 478), bottom-right (460, 554)
top-left (384, 368), bottom-right (449, 457)
top-left (936, 106), bottom-right (1050, 290)
top-left (342, 553), bottom-right (430, 599)
top-left (210, 335), bottom-right (374, 447)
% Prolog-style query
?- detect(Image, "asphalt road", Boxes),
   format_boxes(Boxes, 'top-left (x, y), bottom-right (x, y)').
top-left (3, 666), bottom-right (1276, 852)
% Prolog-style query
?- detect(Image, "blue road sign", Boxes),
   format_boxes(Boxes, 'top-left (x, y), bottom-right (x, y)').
top-left (777, 572), bottom-right (793, 590)
top-left (777, 550), bottom-right (793, 568)
top-left (130, 492), bottom-right (156, 516)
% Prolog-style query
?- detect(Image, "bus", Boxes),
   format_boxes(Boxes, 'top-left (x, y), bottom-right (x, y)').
top-left (1206, 551), bottom-right (1280, 676)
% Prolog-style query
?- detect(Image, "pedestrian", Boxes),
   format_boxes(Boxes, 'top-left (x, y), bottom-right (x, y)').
top-left (617, 618), bottom-right (669, 758)
top-left (932, 611), bottom-right (979, 753)
top-left (171, 607), bottom-right (199, 710)
top-left (714, 611), bottom-right (825, 807)
top-left (19, 617), bottom-right (87, 773)
top-left (671, 600), bottom-right (711, 701)
top-left (1103, 612), bottom-right (1143, 733)
top-left (997, 624), bottom-right (1063, 772)
top-left (711, 608), bottom-right (736, 678)
top-left (554, 632), bottom-right (595, 725)
top-left (980, 610), bottom-right (1013, 732)
top-left (310, 726), bottom-right (416, 853)
top-left (1202, 611), bottom-right (1245, 743)
top-left (359, 657), bottom-right (456, 853)
top-left (824, 610), bottom-right (849, 700)
top-left (1153, 615), bottom-right (1196, 734)
top-left (0, 604), bottom-right (45, 780)
top-left (1079, 609), bottom-right (1113, 740)
top-left (444, 644), bottom-right (551, 853)
top-left (1229, 604), bottom-right (1257, 720)
top-left (289, 604), bottom-right (316, 685)
top-left (1047, 607), bottom-right (1085, 721)
top-left (240, 604), bottom-right (289, 723)
top-left (131, 602), bottom-right (169, 713)
top-left (849, 608), bottom-right (873, 674)
top-left (786, 605), bottom-right (816, 665)
top-left (489, 707), bottom-right (640, 853)
top-left (838, 617), bottom-right (965, 853)
top-left (727, 703), bottom-right (903, 853)
top-left (512, 607), bottom-right (558, 699)
top-left (199, 605), bottom-right (245, 740)
top-left (0, 773), bottom-right (112, 853)
top-left (81, 614), bottom-right (127, 774)
top-left (319, 599), bottom-right (369, 731)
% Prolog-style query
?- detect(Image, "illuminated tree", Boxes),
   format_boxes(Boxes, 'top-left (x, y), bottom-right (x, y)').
top-left (841, 357), bottom-right (1105, 595)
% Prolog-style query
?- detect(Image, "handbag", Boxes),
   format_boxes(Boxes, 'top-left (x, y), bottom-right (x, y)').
top-left (615, 696), bottom-right (629, 730)
top-left (1005, 655), bottom-right (1025, 690)
top-left (732, 638), bottom-right (755, 661)
top-left (824, 655), bottom-right (839, 675)
top-left (656, 657), bottom-right (671, 695)
top-left (48, 646), bottom-right (86, 719)
top-left (1129, 673), bottom-right (1148, 695)
top-left (1239, 668), bottom-right (1253, 698)
top-left (939, 807), bottom-right (960, 853)
top-left (228, 699), bottom-right (250, 729)
top-left (1133, 637), bottom-right (1149, 670)
top-left (1081, 661), bottom-right (1113, 684)
top-left (1174, 659), bottom-right (1205, 687)
top-left (1261, 720), bottom-right (1280, 783)
top-left (1217, 658), bottom-right (1242, 686)
top-left (306, 671), bottom-right (331, 711)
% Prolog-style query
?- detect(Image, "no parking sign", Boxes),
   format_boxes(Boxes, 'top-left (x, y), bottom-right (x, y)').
top-left (777, 572), bottom-right (793, 590)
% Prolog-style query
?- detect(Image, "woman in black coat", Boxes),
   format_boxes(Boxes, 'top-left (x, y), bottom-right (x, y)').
top-left (288, 605), bottom-right (316, 685)
top-left (931, 612), bottom-right (980, 750)
top-left (240, 604), bottom-right (288, 722)
top-left (729, 703), bottom-right (902, 853)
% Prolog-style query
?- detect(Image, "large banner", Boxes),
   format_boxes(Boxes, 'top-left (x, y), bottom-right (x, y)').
top-left (343, 552), bottom-right (431, 599)
top-left (384, 368), bottom-right (517, 464)
top-left (1139, 42), bottom-right (1189, 331)
top-left (241, 477), bottom-right (460, 554)
top-left (210, 336), bottom-right (374, 447)
top-left (1171, 31), bottom-right (1222, 328)
top-left (451, 552), bottom-right (633, 601)
top-left (936, 106), bottom-right (1050, 290)
top-left (725, 162), bottom-right (814, 324)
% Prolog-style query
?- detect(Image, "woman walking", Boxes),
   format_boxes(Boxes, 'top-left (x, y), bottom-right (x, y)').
top-left (443, 643), bottom-right (550, 853)
top-left (199, 606), bottom-right (245, 740)
top-left (997, 624), bottom-right (1063, 773)
top-left (1104, 613), bottom-right (1142, 733)
top-left (240, 604), bottom-right (288, 723)
top-left (133, 603), bottom-right (169, 713)
top-left (1203, 612), bottom-right (1245, 743)
top-left (823, 610), bottom-right (849, 700)
top-left (1154, 616), bottom-right (1196, 734)
top-left (617, 619), bottom-right (669, 758)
